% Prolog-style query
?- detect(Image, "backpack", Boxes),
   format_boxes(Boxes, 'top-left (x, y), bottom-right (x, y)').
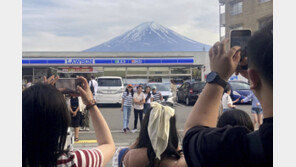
top-left (90, 80), bottom-right (95, 95)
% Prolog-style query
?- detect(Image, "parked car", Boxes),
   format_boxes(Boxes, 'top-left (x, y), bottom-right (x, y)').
top-left (95, 76), bottom-right (124, 104)
top-left (229, 80), bottom-right (252, 104)
top-left (176, 81), bottom-right (206, 106)
top-left (147, 83), bottom-right (172, 101)
top-left (172, 79), bottom-right (184, 88)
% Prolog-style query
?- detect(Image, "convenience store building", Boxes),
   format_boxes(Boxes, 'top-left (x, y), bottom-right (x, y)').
top-left (22, 51), bottom-right (210, 84)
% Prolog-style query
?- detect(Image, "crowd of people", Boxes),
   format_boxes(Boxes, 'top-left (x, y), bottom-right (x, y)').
top-left (121, 84), bottom-right (165, 134)
top-left (22, 20), bottom-right (273, 166)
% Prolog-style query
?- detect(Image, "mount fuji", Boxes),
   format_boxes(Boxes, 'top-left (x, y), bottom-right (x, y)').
top-left (83, 22), bottom-right (211, 52)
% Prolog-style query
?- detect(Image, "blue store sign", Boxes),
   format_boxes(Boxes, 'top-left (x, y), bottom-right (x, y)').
top-left (66, 58), bottom-right (94, 65)
top-left (22, 58), bottom-right (194, 66)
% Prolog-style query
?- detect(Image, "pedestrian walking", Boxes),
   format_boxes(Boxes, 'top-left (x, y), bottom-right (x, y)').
top-left (121, 84), bottom-right (134, 134)
top-left (131, 86), bottom-right (145, 133)
top-left (89, 76), bottom-right (98, 96)
top-left (143, 86), bottom-right (153, 114)
top-left (151, 86), bottom-right (163, 103)
top-left (170, 80), bottom-right (177, 102)
top-left (241, 92), bottom-right (263, 129)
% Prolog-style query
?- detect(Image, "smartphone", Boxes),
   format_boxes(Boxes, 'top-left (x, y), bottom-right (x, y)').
top-left (230, 30), bottom-right (251, 61)
top-left (55, 78), bottom-right (83, 95)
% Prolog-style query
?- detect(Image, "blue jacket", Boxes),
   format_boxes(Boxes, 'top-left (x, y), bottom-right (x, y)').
top-left (242, 92), bottom-right (262, 109)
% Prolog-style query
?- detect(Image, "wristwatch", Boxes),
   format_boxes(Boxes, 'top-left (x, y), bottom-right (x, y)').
top-left (206, 72), bottom-right (228, 89)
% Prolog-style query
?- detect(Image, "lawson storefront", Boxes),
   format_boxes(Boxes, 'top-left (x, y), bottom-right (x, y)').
top-left (22, 51), bottom-right (210, 84)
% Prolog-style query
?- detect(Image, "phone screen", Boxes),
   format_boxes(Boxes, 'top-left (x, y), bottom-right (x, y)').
top-left (230, 30), bottom-right (251, 61)
top-left (55, 78), bottom-right (82, 95)
top-left (230, 30), bottom-right (251, 49)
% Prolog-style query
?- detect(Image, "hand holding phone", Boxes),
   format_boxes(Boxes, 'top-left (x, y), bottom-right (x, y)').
top-left (230, 30), bottom-right (251, 62)
top-left (55, 78), bottom-right (83, 95)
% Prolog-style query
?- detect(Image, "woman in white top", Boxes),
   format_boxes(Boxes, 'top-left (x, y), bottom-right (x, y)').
top-left (131, 86), bottom-right (145, 133)
top-left (222, 85), bottom-right (239, 112)
top-left (22, 75), bottom-right (115, 167)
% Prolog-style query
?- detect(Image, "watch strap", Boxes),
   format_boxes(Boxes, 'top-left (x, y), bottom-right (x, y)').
top-left (214, 76), bottom-right (228, 89)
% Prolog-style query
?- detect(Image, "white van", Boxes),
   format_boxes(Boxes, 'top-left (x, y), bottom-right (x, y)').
top-left (95, 76), bottom-right (124, 104)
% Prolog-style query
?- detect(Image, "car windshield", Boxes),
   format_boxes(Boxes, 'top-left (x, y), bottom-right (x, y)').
top-left (97, 78), bottom-right (122, 87)
top-left (230, 82), bottom-right (250, 90)
top-left (193, 82), bottom-right (206, 91)
top-left (173, 80), bottom-right (183, 84)
top-left (148, 84), bottom-right (170, 91)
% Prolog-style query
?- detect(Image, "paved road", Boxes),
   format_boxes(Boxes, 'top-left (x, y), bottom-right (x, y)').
top-left (73, 102), bottom-right (252, 166)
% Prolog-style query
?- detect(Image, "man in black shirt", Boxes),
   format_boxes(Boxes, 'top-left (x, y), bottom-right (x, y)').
top-left (182, 21), bottom-right (273, 167)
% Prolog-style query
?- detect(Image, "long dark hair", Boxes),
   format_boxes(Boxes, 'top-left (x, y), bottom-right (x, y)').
top-left (136, 108), bottom-right (180, 167)
top-left (22, 83), bottom-right (71, 167)
top-left (144, 86), bottom-right (151, 101)
top-left (125, 87), bottom-right (134, 96)
top-left (217, 109), bottom-right (254, 132)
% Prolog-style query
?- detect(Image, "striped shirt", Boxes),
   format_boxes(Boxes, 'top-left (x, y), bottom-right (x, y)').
top-left (152, 92), bottom-right (161, 103)
top-left (122, 92), bottom-right (133, 106)
top-left (57, 148), bottom-right (103, 167)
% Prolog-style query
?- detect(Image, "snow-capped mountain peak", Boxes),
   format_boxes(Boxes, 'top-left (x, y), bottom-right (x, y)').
top-left (84, 22), bottom-right (211, 52)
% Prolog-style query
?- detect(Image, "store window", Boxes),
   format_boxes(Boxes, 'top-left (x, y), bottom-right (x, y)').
top-left (258, 0), bottom-right (271, 4)
top-left (230, 1), bottom-right (243, 15)
top-left (127, 67), bottom-right (148, 75)
top-left (148, 76), bottom-right (162, 83)
top-left (192, 67), bottom-right (202, 80)
top-left (149, 67), bottom-right (169, 75)
top-left (171, 67), bottom-right (190, 74)
top-left (104, 67), bottom-right (125, 77)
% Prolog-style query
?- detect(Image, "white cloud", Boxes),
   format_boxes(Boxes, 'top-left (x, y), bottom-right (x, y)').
top-left (23, 0), bottom-right (219, 51)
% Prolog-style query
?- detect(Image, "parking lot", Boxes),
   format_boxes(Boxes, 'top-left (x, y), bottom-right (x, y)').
top-left (74, 102), bottom-right (252, 166)
top-left (75, 102), bottom-right (252, 146)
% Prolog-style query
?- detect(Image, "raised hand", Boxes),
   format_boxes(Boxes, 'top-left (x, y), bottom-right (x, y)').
top-left (43, 75), bottom-right (59, 85)
top-left (209, 39), bottom-right (241, 81)
top-left (76, 76), bottom-right (94, 106)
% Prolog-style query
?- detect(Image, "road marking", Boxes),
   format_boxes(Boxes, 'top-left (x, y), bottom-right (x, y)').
top-left (75, 140), bottom-right (97, 144)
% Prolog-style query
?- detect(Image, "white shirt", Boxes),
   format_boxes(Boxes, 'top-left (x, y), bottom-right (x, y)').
top-left (144, 93), bottom-right (153, 104)
top-left (222, 93), bottom-right (233, 109)
top-left (133, 92), bottom-right (145, 110)
top-left (89, 79), bottom-right (98, 95)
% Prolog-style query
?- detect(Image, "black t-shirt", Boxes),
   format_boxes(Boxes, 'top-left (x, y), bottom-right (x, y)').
top-left (182, 117), bottom-right (273, 167)
top-left (70, 97), bottom-right (79, 111)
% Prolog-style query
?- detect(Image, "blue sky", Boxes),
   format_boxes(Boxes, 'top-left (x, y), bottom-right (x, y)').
top-left (23, 0), bottom-right (219, 51)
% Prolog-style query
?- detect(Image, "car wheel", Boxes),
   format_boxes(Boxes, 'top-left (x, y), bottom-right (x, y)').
top-left (185, 97), bottom-right (190, 106)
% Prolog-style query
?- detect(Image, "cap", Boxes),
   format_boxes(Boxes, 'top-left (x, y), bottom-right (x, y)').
top-left (127, 84), bottom-right (133, 87)
top-left (151, 86), bottom-right (157, 90)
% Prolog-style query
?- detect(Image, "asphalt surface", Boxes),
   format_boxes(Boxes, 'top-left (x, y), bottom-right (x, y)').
top-left (73, 102), bottom-right (252, 167)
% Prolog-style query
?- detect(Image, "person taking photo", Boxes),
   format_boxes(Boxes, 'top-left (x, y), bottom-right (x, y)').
top-left (183, 20), bottom-right (273, 167)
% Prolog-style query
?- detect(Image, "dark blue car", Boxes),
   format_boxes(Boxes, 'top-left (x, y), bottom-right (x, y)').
top-left (229, 81), bottom-right (252, 104)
